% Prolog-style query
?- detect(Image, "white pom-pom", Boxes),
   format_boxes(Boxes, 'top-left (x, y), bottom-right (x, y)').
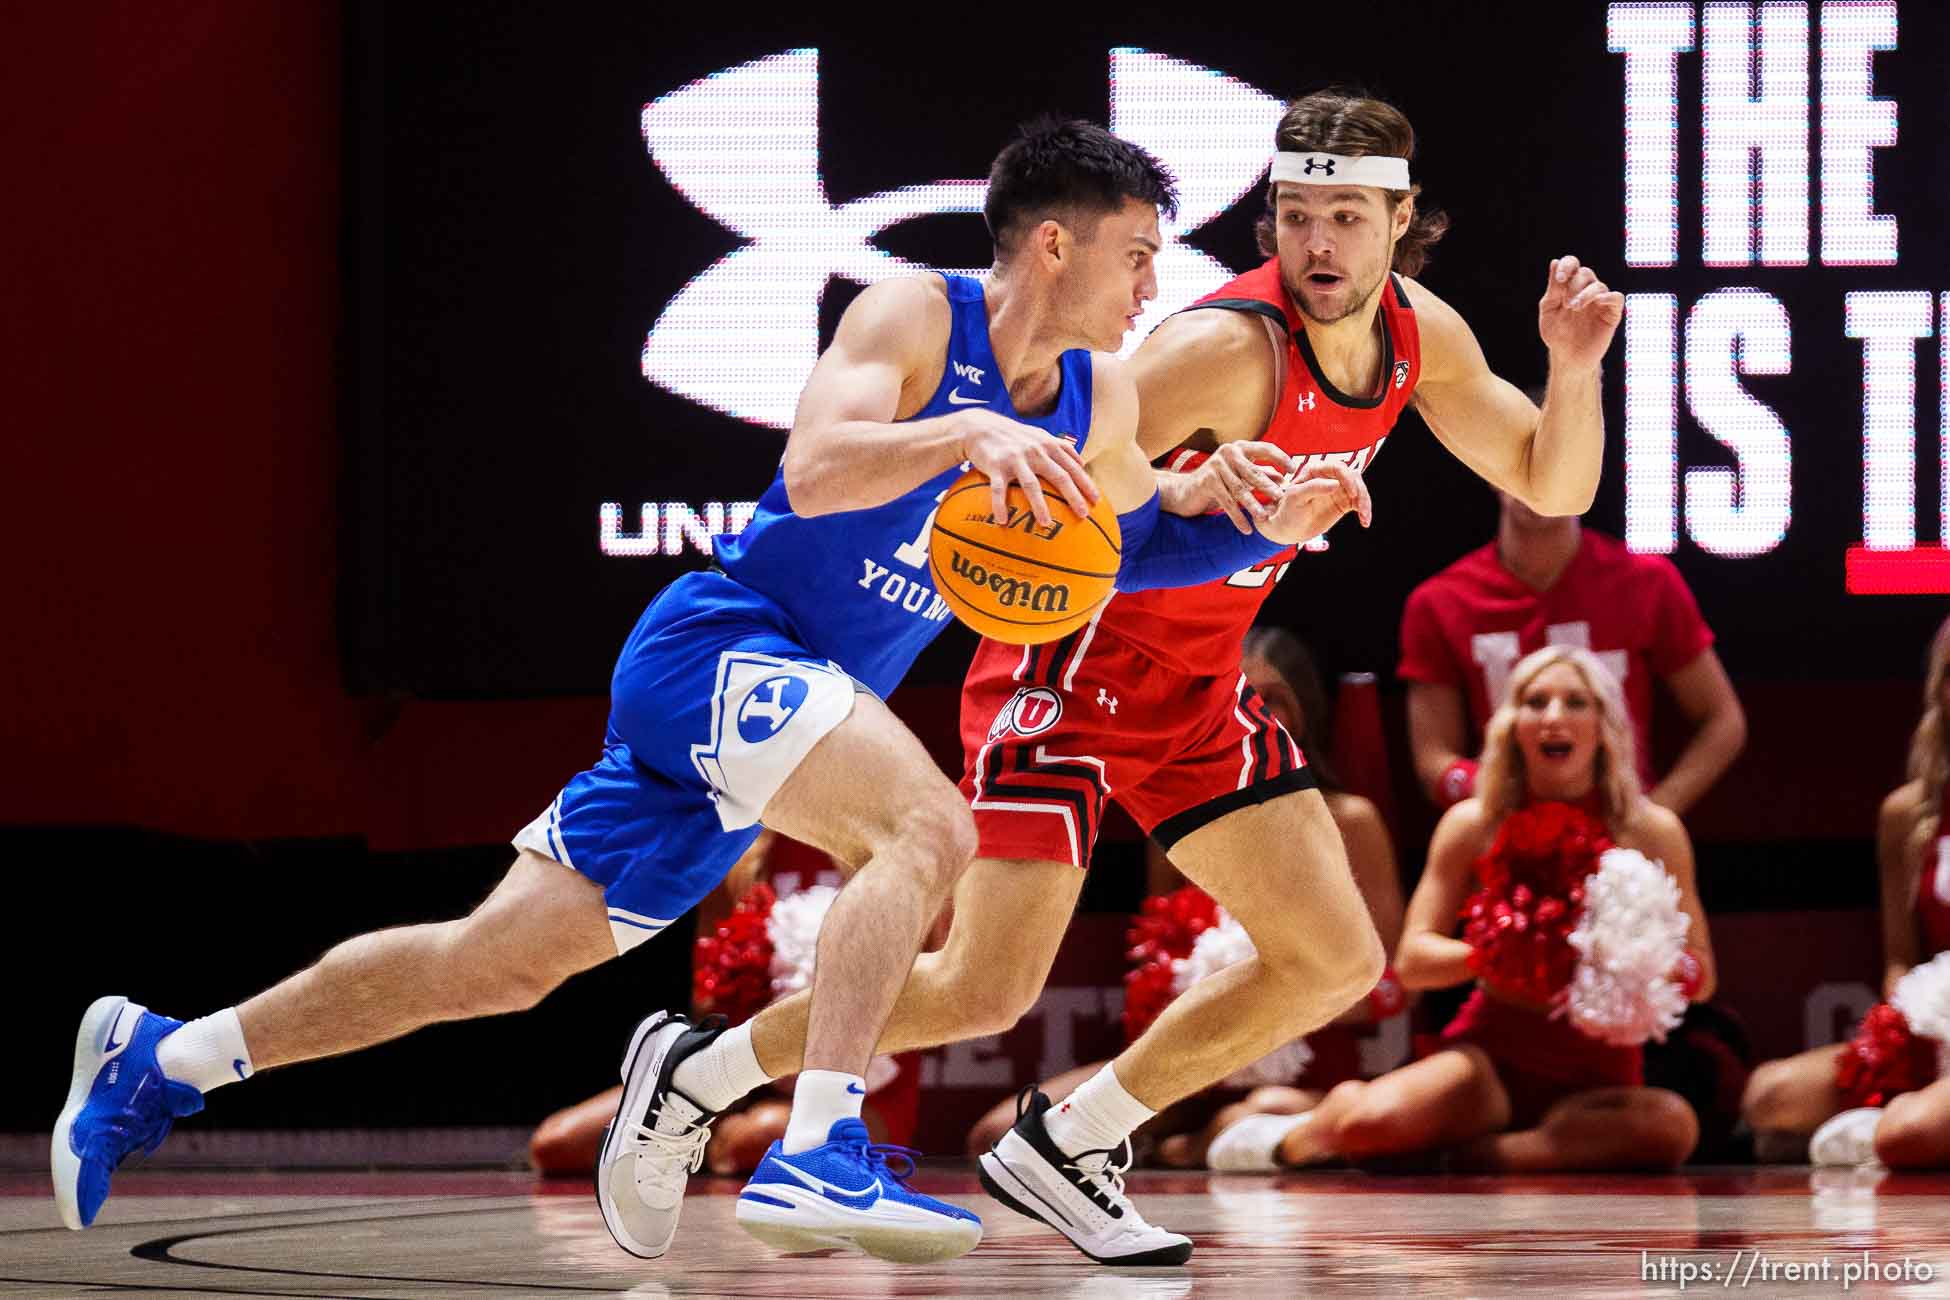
top-left (1564, 847), bottom-right (1691, 1046)
top-left (1171, 911), bottom-right (1314, 1086)
top-left (1170, 909), bottom-right (1253, 994)
top-left (1891, 952), bottom-right (1950, 1071)
top-left (766, 884), bottom-right (839, 1000)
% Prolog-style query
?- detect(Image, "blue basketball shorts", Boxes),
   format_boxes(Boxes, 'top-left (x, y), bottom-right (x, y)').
top-left (513, 571), bottom-right (861, 953)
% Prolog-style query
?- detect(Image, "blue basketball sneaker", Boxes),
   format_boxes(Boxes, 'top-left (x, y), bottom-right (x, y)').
top-left (735, 1118), bottom-right (982, 1262)
top-left (52, 997), bottom-right (204, 1230)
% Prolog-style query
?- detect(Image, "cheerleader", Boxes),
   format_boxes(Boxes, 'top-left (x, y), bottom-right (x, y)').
top-left (1206, 645), bottom-right (1714, 1171)
top-left (1742, 617), bottom-right (1950, 1168)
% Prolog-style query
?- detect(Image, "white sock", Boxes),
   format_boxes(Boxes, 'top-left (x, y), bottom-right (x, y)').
top-left (1042, 1064), bottom-right (1156, 1159)
top-left (670, 1020), bottom-right (774, 1113)
top-left (155, 1009), bottom-right (254, 1094)
top-left (782, 1069), bottom-right (865, 1154)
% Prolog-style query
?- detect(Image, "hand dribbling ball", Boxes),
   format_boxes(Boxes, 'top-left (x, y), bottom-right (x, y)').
top-left (927, 470), bottom-right (1121, 643)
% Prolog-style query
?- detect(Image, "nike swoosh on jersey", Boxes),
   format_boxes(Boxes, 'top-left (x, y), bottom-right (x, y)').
top-left (946, 388), bottom-right (986, 405)
top-left (764, 1155), bottom-right (882, 1209)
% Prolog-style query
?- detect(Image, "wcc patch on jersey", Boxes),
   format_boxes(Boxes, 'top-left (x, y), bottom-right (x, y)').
top-left (689, 650), bottom-right (857, 830)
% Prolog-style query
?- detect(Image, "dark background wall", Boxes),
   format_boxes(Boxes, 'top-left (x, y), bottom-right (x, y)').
top-left (2, 2), bottom-right (1940, 1138)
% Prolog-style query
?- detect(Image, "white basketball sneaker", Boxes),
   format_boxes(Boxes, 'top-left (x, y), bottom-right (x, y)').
top-left (1809, 1107), bottom-right (1886, 1168)
top-left (977, 1087), bottom-right (1193, 1265)
top-left (595, 1011), bottom-right (725, 1258)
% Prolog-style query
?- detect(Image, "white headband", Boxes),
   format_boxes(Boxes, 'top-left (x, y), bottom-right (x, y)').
top-left (1269, 151), bottom-right (1411, 190)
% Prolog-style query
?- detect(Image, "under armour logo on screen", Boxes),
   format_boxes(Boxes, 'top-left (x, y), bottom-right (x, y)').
top-left (639, 48), bottom-right (1282, 428)
top-left (1302, 157), bottom-right (1335, 175)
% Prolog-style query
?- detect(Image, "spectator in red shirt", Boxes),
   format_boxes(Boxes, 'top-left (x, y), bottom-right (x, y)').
top-left (1399, 488), bottom-right (1745, 814)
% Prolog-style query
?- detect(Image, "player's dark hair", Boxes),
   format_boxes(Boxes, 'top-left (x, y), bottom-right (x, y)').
top-left (1241, 625), bottom-right (1341, 791)
top-left (985, 118), bottom-right (1178, 259)
top-left (1255, 88), bottom-right (1450, 277)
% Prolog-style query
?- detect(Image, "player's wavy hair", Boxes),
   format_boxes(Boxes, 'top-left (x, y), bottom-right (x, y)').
top-left (1476, 646), bottom-right (1643, 832)
top-left (1899, 616), bottom-right (1950, 904)
top-left (1242, 625), bottom-right (1341, 791)
top-left (985, 117), bottom-right (1179, 259)
top-left (1254, 88), bottom-right (1450, 277)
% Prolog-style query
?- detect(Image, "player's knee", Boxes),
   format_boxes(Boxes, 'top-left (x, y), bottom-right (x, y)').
top-left (1263, 924), bottom-right (1384, 1024)
top-left (954, 963), bottom-right (1043, 1037)
top-left (441, 927), bottom-right (565, 1017)
top-left (893, 793), bottom-right (977, 893)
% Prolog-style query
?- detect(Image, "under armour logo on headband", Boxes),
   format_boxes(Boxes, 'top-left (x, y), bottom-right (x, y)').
top-left (1270, 151), bottom-right (1411, 190)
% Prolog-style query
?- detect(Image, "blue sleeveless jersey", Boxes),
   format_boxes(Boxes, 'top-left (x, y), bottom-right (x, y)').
top-left (711, 275), bottom-right (1096, 696)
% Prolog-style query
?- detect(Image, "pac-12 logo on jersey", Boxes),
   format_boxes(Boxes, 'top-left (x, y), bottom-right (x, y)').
top-left (1393, 360), bottom-right (1411, 389)
top-left (987, 686), bottom-right (1063, 741)
top-left (737, 674), bottom-right (809, 742)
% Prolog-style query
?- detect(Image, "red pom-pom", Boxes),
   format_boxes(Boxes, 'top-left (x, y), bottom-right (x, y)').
top-left (1122, 954), bottom-right (1179, 1045)
top-left (1461, 802), bottom-right (1612, 1006)
top-left (1120, 885), bottom-right (1220, 1044)
top-left (692, 882), bottom-right (777, 1025)
top-left (1835, 1002), bottom-right (1938, 1108)
top-left (1125, 885), bottom-right (1219, 966)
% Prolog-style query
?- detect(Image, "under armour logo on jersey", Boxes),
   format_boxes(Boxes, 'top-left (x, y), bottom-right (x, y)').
top-left (639, 48), bottom-right (1283, 427)
top-left (1096, 688), bottom-right (1118, 714)
top-left (737, 674), bottom-right (809, 741)
top-left (1297, 391), bottom-right (1318, 412)
top-left (1302, 157), bottom-right (1335, 175)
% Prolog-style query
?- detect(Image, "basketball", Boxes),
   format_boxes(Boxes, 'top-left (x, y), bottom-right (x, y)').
top-left (927, 469), bottom-right (1121, 644)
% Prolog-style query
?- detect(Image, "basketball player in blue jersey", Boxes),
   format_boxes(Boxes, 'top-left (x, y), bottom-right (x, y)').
top-left (51, 120), bottom-right (1364, 1263)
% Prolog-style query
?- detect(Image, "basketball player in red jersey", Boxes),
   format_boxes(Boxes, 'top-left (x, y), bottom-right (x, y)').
top-left (669, 89), bottom-right (1624, 1264)
top-left (954, 87), bottom-right (1623, 1258)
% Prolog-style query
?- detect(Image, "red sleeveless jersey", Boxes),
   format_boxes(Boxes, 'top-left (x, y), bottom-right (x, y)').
top-left (1103, 259), bottom-right (1421, 675)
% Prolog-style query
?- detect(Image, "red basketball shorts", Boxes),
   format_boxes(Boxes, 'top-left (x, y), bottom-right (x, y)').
top-left (957, 622), bottom-right (1316, 868)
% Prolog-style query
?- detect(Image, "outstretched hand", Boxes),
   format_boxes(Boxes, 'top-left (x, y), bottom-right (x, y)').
top-left (955, 411), bottom-right (1099, 527)
top-left (1537, 255), bottom-right (1625, 372)
top-left (1257, 462), bottom-right (1371, 546)
top-left (1170, 441), bottom-right (1297, 534)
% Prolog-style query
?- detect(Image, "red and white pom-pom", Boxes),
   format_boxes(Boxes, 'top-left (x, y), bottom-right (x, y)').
top-left (1170, 911), bottom-right (1314, 1086)
top-left (766, 884), bottom-right (838, 1000)
top-left (1563, 847), bottom-right (1691, 1046)
top-left (1891, 950), bottom-right (1950, 1078)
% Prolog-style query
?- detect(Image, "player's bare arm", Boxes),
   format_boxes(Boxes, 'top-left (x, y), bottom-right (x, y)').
top-left (1408, 256), bottom-right (1624, 517)
top-left (1128, 309), bottom-right (1294, 532)
top-left (783, 275), bottom-right (1097, 527)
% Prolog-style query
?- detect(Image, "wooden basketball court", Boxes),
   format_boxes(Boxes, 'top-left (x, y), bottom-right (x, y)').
top-left (7, 1166), bottom-right (1950, 1297)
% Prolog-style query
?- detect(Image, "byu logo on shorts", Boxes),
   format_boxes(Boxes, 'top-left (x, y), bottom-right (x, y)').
top-left (738, 674), bottom-right (809, 742)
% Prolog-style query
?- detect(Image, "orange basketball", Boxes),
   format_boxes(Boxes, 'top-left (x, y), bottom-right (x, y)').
top-left (927, 469), bottom-right (1121, 644)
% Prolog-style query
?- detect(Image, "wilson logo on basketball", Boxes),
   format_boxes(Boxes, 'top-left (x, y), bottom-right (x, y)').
top-left (946, 549), bottom-right (1072, 614)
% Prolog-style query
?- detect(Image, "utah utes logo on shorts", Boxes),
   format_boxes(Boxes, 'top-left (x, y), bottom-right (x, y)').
top-left (737, 674), bottom-right (809, 742)
top-left (987, 686), bottom-right (1063, 742)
